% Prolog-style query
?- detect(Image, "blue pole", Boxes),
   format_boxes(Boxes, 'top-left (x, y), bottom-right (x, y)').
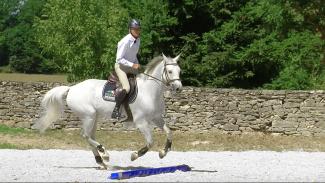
top-left (109, 164), bottom-right (191, 180)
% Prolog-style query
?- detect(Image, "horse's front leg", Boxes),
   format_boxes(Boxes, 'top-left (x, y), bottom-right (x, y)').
top-left (159, 123), bottom-right (172, 159)
top-left (131, 123), bottom-right (153, 161)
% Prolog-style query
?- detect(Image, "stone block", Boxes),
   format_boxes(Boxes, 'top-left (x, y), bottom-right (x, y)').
top-left (315, 121), bottom-right (325, 129)
top-left (283, 102), bottom-right (300, 108)
top-left (272, 120), bottom-right (299, 129)
top-left (239, 127), bottom-right (254, 132)
top-left (15, 122), bottom-right (30, 128)
top-left (179, 105), bottom-right (190, 111)
top-left (302, 99), bottom-right (316, 107)
top-left (223, 124), bottom-right (239, 131)
top-left (245, 115), bottom-right (257, 121)
top-left (264, 100), bottom-right (282, 107)
top-left (0, 120), bottom-right (15, 127)
top-left (168, 113), bottom-right (185, 118)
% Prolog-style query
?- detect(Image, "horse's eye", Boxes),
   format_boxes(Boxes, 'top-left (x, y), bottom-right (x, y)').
top-left (168, 71), bottom-right (172, 74)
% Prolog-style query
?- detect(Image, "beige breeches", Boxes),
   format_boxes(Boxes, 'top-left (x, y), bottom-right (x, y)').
top-left (115, 63), bottom-right (130, 93)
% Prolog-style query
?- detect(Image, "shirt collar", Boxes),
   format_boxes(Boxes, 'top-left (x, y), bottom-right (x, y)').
top-left (129, 33), bottom-right (138, 43)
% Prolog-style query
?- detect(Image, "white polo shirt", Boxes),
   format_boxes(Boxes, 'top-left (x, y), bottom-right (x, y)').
top-left (116, 33), bottom-right (140, 67)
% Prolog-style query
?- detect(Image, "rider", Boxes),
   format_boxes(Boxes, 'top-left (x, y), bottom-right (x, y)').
top-left (111, 19), bottom-right (141, 119)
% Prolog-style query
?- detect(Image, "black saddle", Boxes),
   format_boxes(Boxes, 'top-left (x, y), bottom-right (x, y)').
top-left (102, 71), bottom-right (138, 104)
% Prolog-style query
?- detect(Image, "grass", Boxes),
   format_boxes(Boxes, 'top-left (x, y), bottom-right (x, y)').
top-left (0, 124), bottom-right (30, 135)
top-left (0, 65), bottom-right (11, 73)
top-left (1, 124), bottom-right (325, 152)
top-left (0, 143), bottom-right (18, 149)
top-left (0, 73), bottom-right (68, 83)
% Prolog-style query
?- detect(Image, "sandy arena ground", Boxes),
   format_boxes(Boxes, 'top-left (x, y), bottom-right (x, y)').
top-left (0, 149), bottom-right (325, 182)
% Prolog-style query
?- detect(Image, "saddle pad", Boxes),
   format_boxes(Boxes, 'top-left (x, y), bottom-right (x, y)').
top-left (102, 79), bottom-right (138, 104)
top-left (102, 81), bottom-right (117, 102)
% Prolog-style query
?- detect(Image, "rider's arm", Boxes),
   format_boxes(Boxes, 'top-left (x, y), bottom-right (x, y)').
top-left (116, 41), bottom-right (134, 67)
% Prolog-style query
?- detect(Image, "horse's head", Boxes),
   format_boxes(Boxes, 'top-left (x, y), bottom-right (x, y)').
top-left (162, 53), bottom-right (183, 93)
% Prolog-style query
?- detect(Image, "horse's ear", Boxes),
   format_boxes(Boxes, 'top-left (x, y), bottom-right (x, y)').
top-left (162, 53), bottom-right (169, 62)
top-left (173, 54), bottom-right (181, 63)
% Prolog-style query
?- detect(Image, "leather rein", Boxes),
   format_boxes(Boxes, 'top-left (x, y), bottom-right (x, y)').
top-left (141, 62), bottom-right (181, 86)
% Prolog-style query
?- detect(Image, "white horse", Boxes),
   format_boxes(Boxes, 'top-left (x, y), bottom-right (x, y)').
top-left (33, 53), bottom-right (182, 169)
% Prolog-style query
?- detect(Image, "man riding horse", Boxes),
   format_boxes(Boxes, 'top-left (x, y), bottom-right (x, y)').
top-left (33, 18), bottom-right (183, 169)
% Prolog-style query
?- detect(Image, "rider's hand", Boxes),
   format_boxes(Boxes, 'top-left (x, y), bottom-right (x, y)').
top-left (132, 64), bottom-right (140, 69)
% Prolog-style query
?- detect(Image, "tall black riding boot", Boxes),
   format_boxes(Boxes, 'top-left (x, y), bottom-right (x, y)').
top-left (111, 89), bottom-right (127, 119)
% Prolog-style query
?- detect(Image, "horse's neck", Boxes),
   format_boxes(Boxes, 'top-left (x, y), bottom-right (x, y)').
top-left (151, 61), bottom-right (165, 82)
top-left (142, 61), bottom-right (165, 95)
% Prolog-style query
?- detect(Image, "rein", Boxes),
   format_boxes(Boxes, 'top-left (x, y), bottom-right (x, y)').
top-left (141, 62), bottom-right (181, 86)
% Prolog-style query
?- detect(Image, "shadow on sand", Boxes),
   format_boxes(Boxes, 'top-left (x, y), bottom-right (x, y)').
top-left (55, 165), bottom-right (218, 173)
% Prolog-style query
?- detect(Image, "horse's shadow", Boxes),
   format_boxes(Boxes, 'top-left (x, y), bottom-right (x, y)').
top-left (110, 165), bottom-right (154, 171)
top-left (54, 165), bottom-right (153, 171)
top-left (54, 165), bottom-right (99, 170)
top-left (55, 165), bottom-right (218, 173)
top-left (109, 166), bottom-right (218, 173)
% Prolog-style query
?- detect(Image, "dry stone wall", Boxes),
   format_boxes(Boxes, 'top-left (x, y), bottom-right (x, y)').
top-left (1, 81), bottom-right (325, 136)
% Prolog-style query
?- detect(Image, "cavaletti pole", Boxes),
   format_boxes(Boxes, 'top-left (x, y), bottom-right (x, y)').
top-left (109, 164), bottom-right (191, 180)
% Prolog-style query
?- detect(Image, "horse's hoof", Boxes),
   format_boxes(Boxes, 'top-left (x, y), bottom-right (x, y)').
top-left (98, 147), bottom-right (110, 162)
top-left (159, 150), bottom-right (167, 159)
top-left (100, 150), bottom-right (110, 162)
top-left (98, 162), bottom-right (108, 170)
top-left (131, 152), bottom-right (138, 161)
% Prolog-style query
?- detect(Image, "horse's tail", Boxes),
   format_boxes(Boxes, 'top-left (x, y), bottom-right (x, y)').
top-left (33, 86), bottom-right (70, 133)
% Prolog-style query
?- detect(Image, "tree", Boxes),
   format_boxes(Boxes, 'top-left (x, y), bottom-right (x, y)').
top-left (0, 0), bottom-right (55, 73)
top-left (178, 0), bottom-right (325, 89)
top-left (36, 0), bottom-right (128, 81)
top-left (0, 0), bottom-right (19, 66)
top-left (171, 0), bottom-right (247, 86)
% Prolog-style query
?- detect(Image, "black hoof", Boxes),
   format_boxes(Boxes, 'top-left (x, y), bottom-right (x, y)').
top-left (97, 145), bottom-right (105, 153)
top-left (95, 156), bottom-right (103, 164)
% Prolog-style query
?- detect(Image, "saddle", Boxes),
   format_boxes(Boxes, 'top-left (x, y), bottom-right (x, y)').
top-left (102, 71), bottom-right (138, 104)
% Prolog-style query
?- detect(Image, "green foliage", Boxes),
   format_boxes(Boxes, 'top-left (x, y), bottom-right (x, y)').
top-left (264, 31), bottom-right (324, 89)
top-left (264, 66), bottom-right (311, 90)
top-left (1, 0), bottom-right (324, 89)
top-left (0, 0), bottom-right (56, 73)
top-left (36, 0), bottom-right (128, 81)
top-left (179, 0), bottom-right (325, 89)
top-left (0, 0), bottom-right (19, 66)
top-left (178, 33), bottom-right (202, 86)
top-left (288, 0), bottom-right (325, 36)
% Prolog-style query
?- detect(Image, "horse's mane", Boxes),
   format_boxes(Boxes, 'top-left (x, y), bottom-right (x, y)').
top-left (144, 56), bottom-right (163, 75)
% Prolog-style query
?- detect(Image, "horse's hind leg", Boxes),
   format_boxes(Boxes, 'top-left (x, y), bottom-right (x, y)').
top-left (92, 118), bottom-right (110, 166)
top-left (131, 123), bottom-right (153, 161)
top-left (81, 114), bottom-right (109, 169)
top-left (158, 122), bottom-right (172, 159)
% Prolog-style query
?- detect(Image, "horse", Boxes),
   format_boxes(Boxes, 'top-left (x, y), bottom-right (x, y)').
top-left (33, 53), bottom-right (182, 169)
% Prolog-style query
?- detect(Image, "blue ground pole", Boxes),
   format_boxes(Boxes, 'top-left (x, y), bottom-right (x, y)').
top-left (109, 164), bottom-right (191, 180)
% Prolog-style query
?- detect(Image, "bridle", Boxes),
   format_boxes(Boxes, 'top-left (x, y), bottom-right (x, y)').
top-left (142, 61), bottom-right (181, 86)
